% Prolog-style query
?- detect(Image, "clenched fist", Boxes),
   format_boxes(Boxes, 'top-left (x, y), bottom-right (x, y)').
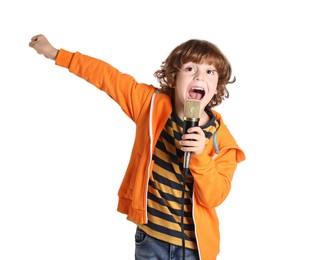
top-left (29, 34), bottom-right (59, 60)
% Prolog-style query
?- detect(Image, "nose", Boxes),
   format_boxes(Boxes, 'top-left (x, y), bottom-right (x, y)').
top-left (194, 70), bottom-right (205, 81)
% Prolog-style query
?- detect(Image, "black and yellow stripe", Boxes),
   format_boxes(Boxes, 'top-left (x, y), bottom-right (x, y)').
top-left (138, 110), bottom-right (219, 249)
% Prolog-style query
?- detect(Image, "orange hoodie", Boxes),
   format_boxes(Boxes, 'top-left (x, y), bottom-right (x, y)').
top-left (55, 49), bottom-right (246, 260)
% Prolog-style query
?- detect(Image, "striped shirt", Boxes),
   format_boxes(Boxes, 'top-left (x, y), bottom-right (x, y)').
top-left (138, 109), bottom-right (219, 249)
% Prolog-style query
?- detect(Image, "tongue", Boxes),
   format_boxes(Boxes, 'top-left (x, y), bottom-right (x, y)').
top-left (189, 91), bottom-right (203, 100)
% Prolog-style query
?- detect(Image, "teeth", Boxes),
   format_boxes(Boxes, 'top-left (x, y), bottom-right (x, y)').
top-left (190, 87), bottom-right (205, 94)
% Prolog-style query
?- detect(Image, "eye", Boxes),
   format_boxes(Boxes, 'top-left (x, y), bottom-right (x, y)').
top-left (185, 65), bottom-right (196, 72)
top-left (185, 66), bottom-right (194, 72)
top-left (207, 69), bottom-right (216, 75)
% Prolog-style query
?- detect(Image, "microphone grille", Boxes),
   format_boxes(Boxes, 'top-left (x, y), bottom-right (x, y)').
top-left (184, 99), bottom-right (201, 119)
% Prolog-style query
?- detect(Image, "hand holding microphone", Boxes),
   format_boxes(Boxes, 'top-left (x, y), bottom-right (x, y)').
top-left (181, 128), bottom-right (206, 154)
top-left (181, 99), bottom-right (206, 170)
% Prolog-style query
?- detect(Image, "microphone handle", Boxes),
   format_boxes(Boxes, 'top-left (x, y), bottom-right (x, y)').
top-left (183, 120), bottom-right (199, 169)
top-left (183, 120), bottom-right (199, 134)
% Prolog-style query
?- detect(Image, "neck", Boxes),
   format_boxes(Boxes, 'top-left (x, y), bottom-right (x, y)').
top-left (199, 111), bottom-right (210, 126)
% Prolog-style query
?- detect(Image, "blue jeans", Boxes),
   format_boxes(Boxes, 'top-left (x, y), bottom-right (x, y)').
top-left (135, 227), bottom-right (200, 260)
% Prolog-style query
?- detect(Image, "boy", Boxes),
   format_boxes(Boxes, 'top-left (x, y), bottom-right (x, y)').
top-left (29, 34), bottom-right (245, 260)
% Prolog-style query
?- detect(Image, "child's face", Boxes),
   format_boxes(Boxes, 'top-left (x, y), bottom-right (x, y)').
top-left (174, 62), bottom-right (218, 115)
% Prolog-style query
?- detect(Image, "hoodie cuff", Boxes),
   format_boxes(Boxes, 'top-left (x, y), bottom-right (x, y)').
top-left (55, 49), bottom-right (74, 69)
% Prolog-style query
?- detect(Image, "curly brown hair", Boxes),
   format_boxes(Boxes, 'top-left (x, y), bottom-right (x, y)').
top-left (154, 39), bottom-right (235, 109)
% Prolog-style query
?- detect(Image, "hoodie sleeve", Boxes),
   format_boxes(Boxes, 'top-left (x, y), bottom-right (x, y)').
top-left (55, 49), bottom-right (155, 122)
top-left (190, 118), bottom-right (245, 208)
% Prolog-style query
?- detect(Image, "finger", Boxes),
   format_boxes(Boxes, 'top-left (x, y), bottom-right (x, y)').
top-left (30, 34), bottom-right (44, 45)
top-left (185, 127), bottom-right (198, 134)
top-left (181, 139), bottom-right (200, 149)
top-left (29, 37), bottom-right (38, 47)
top-left (182, 133), bottom-right (199, 141)
top-left (31, 35), bottom-right (39, 43)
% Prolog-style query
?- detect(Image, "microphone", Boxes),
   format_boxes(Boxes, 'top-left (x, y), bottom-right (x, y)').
top-left (183, 99), bottom-right (201, 170)
top-left (181, 99), bottom-right (201, 260)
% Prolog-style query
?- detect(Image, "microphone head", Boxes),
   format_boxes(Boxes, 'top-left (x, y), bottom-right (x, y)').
top-left (184, 99), bottom-right (201, 120)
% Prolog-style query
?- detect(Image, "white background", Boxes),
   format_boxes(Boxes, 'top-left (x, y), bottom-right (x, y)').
top-left (1, 0), bottom-right (311, 259)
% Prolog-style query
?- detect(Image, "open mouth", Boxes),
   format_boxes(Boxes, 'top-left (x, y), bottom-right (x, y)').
top-left (189, 87), bottom-right (205, 100)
